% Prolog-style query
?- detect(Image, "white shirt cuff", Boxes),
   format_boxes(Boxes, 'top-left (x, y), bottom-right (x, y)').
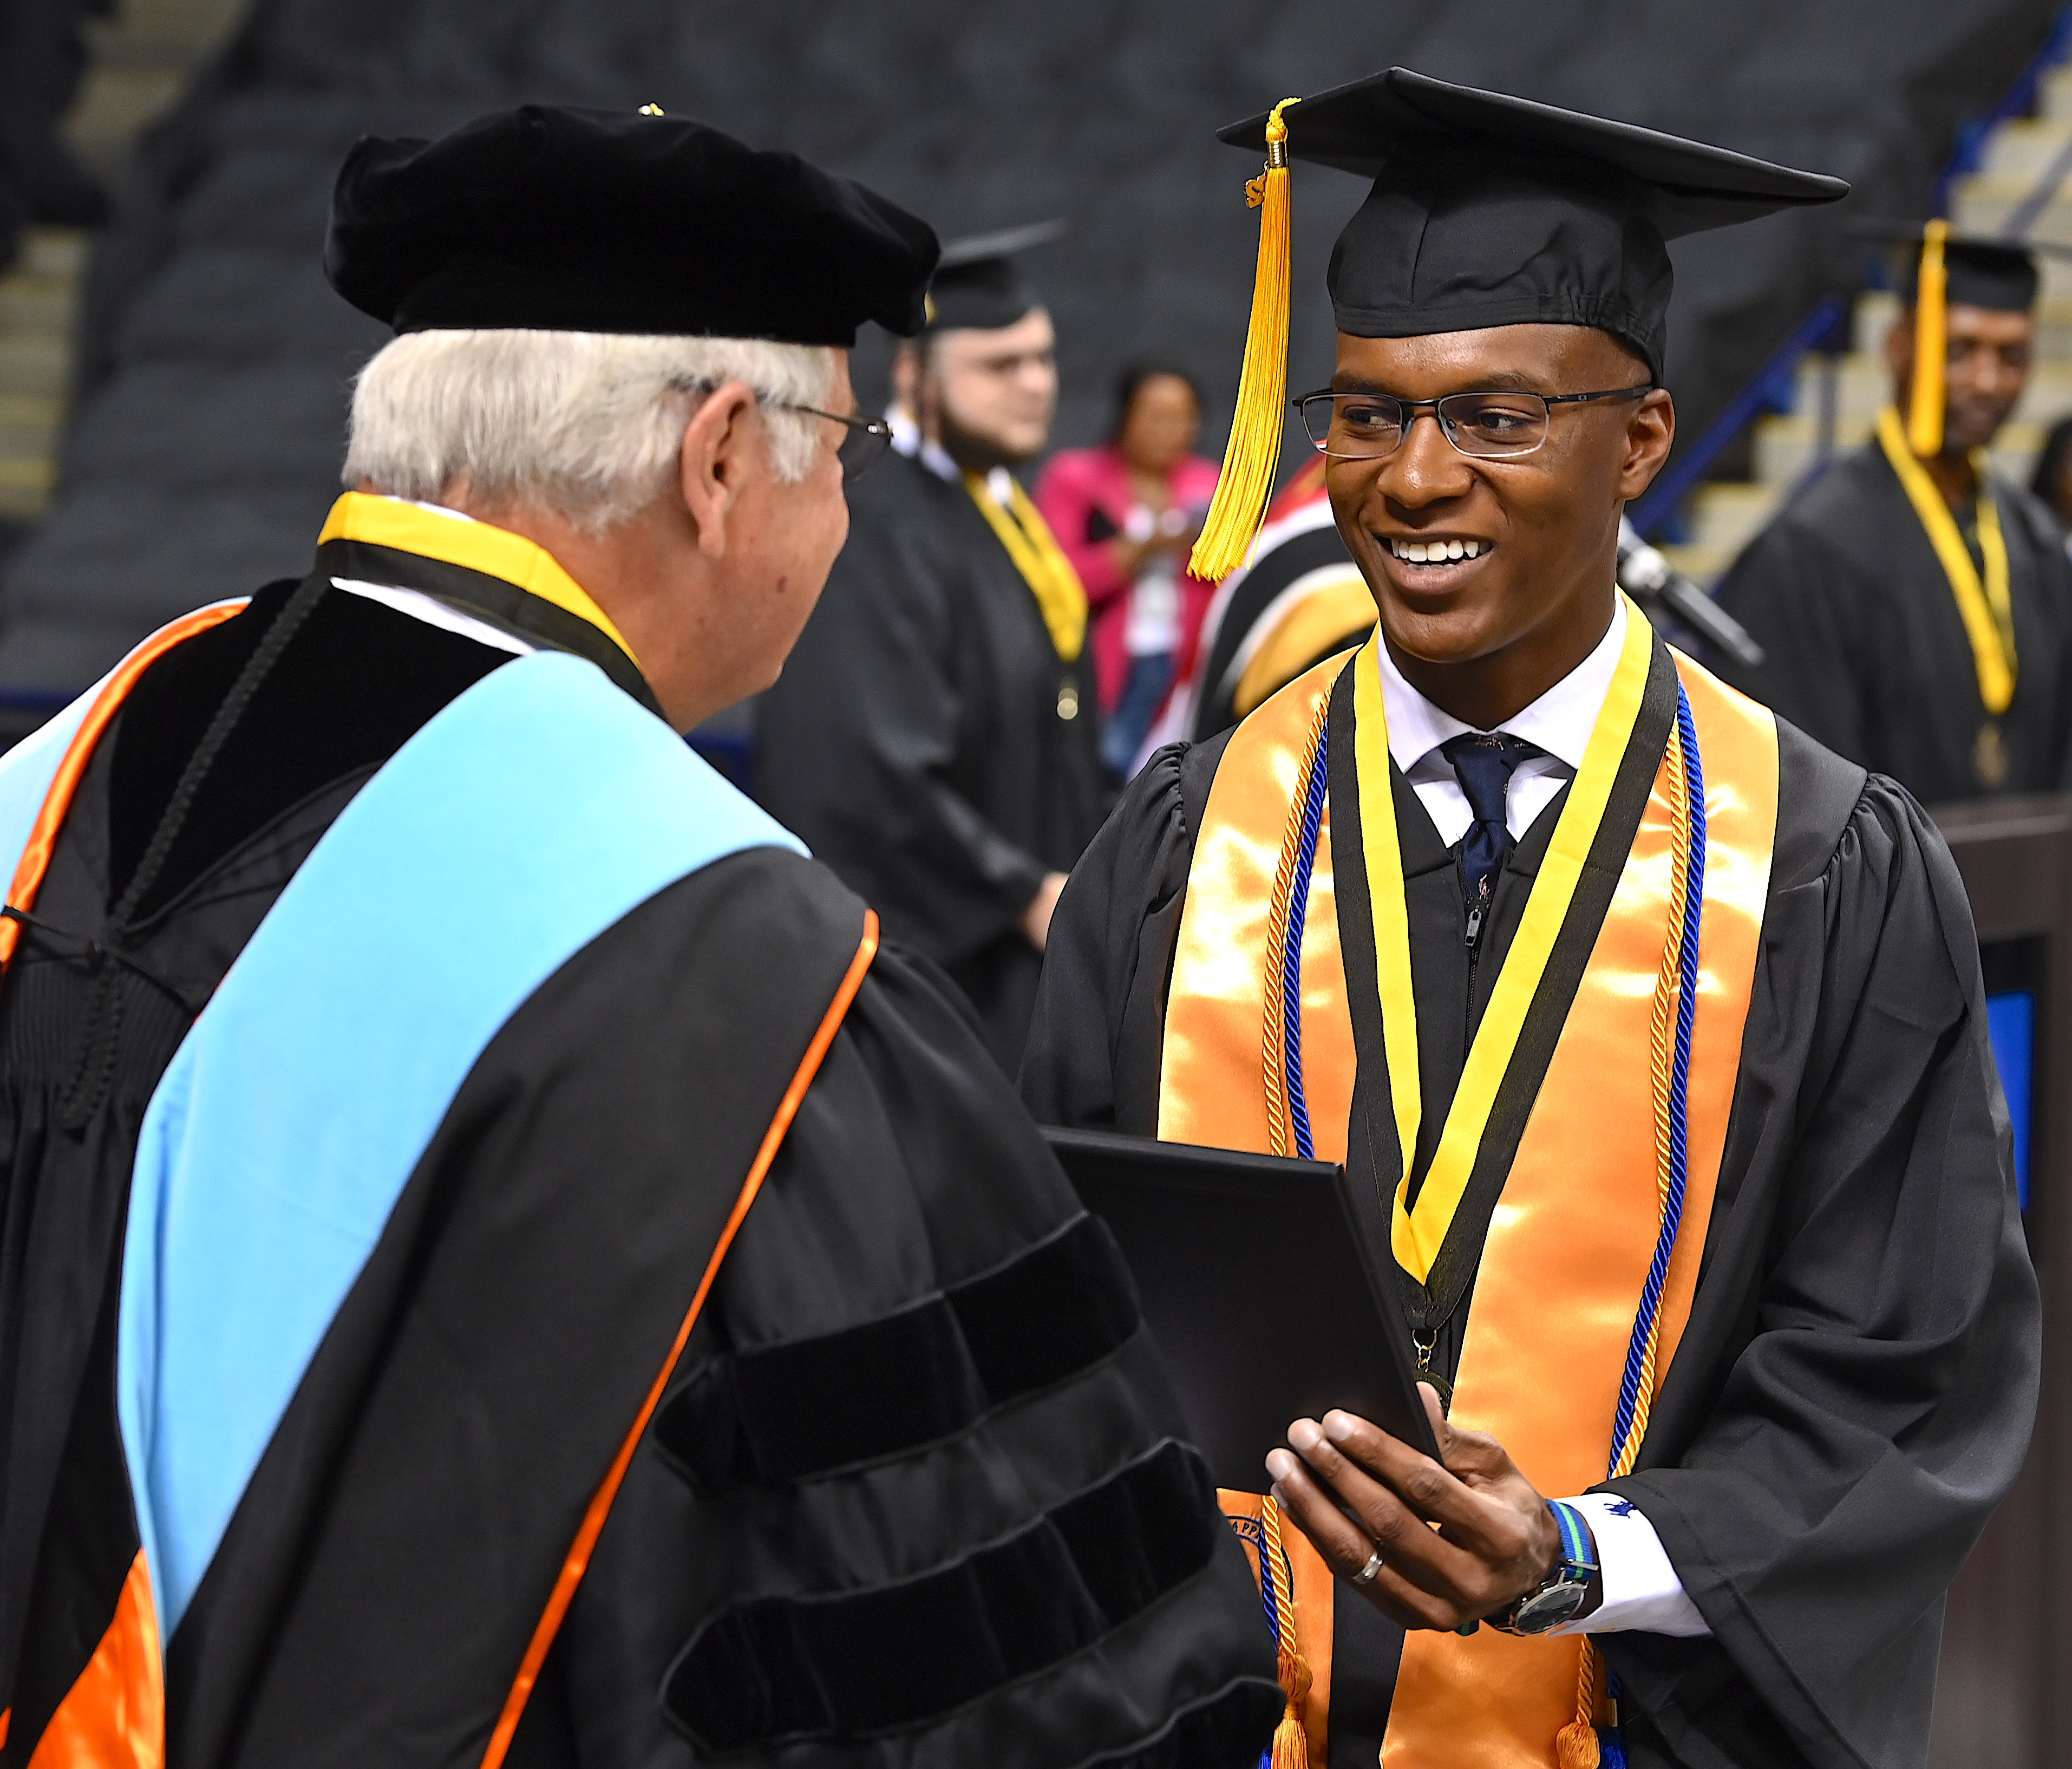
top-left (1546, 1492), bottom-right (1711, 1638)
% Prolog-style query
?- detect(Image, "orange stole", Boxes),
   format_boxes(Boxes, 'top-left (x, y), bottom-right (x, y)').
top-left (27, 1550), bottom-right (164, 1769)
top-left (1159, 647), bottom-right (1778, 1768)
top-left (1159, 654), bottom-right (1355, 1161)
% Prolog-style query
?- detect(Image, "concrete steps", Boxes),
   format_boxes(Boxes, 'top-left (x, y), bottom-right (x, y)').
top-left (0, 0), bottom-right (245, 527)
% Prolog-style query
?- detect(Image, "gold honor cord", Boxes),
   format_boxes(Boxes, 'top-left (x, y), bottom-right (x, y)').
top-left (1875, 406), bottom-right (2015, 715)
top-left (963, 472), bottom-right (1089, 662)
top-left (1354, 604), bottom-right (1658, 1282)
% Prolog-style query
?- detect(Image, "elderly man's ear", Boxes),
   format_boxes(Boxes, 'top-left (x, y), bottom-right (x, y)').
top-left (676, 380), bottom-right (763, 557)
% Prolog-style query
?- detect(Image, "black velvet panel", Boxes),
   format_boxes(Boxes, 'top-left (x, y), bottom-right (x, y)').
top-left (653, 1212), bottom-right (1140, 1489)
top-left (951, 1206), bottom-right (1141, 1399)
top-left (661, 1440), bottom-right (1218, 1752)
top-left (109, 576), bottom-right (507, 919)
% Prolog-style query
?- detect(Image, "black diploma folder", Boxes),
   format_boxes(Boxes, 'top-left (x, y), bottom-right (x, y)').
top-left (1043, 1125), bottom-right (1440, 1491)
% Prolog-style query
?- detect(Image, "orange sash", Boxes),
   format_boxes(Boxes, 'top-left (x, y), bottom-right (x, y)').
top-left (1160, 634), bottom-right (1778, 1767)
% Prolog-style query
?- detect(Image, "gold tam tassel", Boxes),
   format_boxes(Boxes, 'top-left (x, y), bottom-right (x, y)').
top-left (1554, 1640), bottom-right (1604, 1769)
top-left (1259, 1497), bottom-right (1313, 1769)
top-left (1190, 97), bottom-right (1301, 584)
top-left (1907, 218), bottom-right (1950, 458)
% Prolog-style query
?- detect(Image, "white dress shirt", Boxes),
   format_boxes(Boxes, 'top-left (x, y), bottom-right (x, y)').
top-left (1375, 597), bottom-right (1709, 1640)
top-left (1378, 597), bottom-right (1627, 847)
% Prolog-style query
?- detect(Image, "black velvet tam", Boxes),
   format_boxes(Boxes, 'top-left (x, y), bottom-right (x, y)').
top-left (1219, 67), bottom-right (1847, 380)
top-left (925, 219), bottom-right (1065, 332)
top-left (325, 105), bottom-right (939, 345)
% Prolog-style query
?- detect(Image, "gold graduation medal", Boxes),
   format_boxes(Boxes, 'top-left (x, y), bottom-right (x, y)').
top-left (1976, 720), bottom-right (2009, 788)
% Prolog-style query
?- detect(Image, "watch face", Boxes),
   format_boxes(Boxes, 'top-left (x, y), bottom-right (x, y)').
top-left (1509, 1578), bottom-right (1591, 1635)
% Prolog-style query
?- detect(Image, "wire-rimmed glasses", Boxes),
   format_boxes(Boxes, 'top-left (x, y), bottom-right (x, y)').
top-left (770, 401), bottom-right (895, 484)
top-left (1293, 384), bottom-right (1654, 461)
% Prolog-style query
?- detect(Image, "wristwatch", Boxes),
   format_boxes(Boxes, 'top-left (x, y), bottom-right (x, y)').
top-left (1493, 1499), bottom-right (1599, 1635)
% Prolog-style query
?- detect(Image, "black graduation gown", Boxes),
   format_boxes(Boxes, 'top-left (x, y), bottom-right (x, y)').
top-left (0, 565), bottom-right (1281, 1768)
top-left (1021, 689), bottom-right (2040, 1769)
top-left (1715, 441), bottom-right (2072, 804)
top-left (755, 449), bottom-right (1113, 1069)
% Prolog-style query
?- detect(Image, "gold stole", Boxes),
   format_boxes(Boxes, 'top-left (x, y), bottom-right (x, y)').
top-left (962, 471), bottom-right (1089, 662)
top-left (1159, 610), bottom-right (1779, 1768)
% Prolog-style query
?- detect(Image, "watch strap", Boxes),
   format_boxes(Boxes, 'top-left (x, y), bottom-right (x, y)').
top-left (1491, 1498), bottom-right (1599, 1634)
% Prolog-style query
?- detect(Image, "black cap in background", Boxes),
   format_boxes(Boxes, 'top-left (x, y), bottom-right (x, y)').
top-left (325, 105), bottom-right (939, 345)
top-left (1851, 221), bottom-right (2058, 312)
top-left (924, 219), bottom-right (1066, 332)
top-left (1218, 67), bottom-right (1848, 381)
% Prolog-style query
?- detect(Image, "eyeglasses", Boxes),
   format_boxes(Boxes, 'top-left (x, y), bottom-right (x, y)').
top-left (1293, 384), bottom-right (1655, 461)
top-left (769, 401), bottom-right (895, 484)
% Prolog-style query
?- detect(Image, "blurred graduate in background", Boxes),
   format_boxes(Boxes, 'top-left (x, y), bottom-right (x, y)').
top-left (1718, 228), bottom-right (2072, 801)
top-left (756, 223), bottom-right (1109, 1070)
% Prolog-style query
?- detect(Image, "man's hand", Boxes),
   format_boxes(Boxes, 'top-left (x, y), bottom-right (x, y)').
top-left (1020, 871), bottom-right (1069, 951)
top-left (1264, 1386), bottom-right (1596, 1632)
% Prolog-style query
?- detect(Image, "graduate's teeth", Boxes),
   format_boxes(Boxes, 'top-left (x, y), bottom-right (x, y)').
top-left (1389, 537), bottom-right (1483, 562)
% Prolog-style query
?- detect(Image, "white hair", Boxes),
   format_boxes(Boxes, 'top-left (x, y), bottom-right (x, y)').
top-left (342, 329), bottom-right (839, 533)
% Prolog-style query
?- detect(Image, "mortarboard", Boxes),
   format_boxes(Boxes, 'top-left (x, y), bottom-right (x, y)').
top-left (924, 219), bottom-right (1067, 332)
top-left (325, 105), bottom-right (939, 347)
top-left (1188, 68), bottom-right (1848, 580)
top-left (1849, 220), bottom-right (2063, 456)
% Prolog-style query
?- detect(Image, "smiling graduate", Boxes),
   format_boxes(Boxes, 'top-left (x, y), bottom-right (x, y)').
top-left (1022, 68), bottom-right (2040, 1769)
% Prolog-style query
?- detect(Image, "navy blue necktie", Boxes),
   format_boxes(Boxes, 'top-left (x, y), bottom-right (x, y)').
top-left (1441, 732), bottom-right (1539, 922)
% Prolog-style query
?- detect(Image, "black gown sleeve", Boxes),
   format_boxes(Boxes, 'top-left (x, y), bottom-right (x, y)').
top-left (1603, 754), bottom-right (2041, 1769)
top-left (1021, 737), bottom-right (1223, 1134)
top-left (755, 498), bottom-right (1051, 961)
top-left (1712, 516), bottom-right (1876, 767)
top-left (550, 932), bottom-right (1283, 1769)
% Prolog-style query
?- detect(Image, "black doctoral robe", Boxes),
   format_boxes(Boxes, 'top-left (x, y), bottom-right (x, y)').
top-left (0, 562), bottom-right (1281, 1768)
top-left (755, 448), bottom-right (1113, 1069)
top-left (1715, 440), bottom-right (2072, 804)
top-left (1021, 674), bottom-right (2040, 1769)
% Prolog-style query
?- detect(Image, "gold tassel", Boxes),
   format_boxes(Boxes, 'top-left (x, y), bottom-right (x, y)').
top-left (1907, 218), bottom-right (1950, 458)
top-left (1554, 1640), bottom-right (1603, 1769)
top-left (1190, 97), bottom-right (1301, 584)
top-left (1259, 1497), bottom-right (1314, 1769)
top-left (1555, 1721), bottom-right (1602, 1769)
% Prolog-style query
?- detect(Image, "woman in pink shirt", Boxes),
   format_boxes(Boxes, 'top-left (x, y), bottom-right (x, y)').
top-left (1036, 362), bottom-right (1220, 775)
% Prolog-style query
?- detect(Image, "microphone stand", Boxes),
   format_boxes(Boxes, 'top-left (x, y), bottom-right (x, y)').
top-left (1617, 518), bottom-right (1764, 671)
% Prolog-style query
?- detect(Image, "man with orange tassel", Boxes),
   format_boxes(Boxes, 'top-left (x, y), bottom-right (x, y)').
top-left (1717, 226), bottom-right (2072, 803)
top-left (1025, 68), bottom-right (2040, 1769)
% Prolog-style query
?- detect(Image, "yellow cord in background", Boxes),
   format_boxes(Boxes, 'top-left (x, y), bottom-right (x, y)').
top-left (1191, 97), bottom-right (1300, 583)
top-left (1877, 406), bottom-right (2015, 713)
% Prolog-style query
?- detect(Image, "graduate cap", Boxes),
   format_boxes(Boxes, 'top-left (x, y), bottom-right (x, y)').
top-left (1848, 220), bottom-right (2063, 456)
top-left (1188, 68), bottom-right (1848, 580)
top-left (325, 105), bottom-right (939, 346)
top-left (923, 219), bottom-right (1067, 332)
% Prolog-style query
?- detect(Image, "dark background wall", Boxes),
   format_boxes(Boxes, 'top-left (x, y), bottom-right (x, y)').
top-left (0, 0), bottom-right (2060, 689)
